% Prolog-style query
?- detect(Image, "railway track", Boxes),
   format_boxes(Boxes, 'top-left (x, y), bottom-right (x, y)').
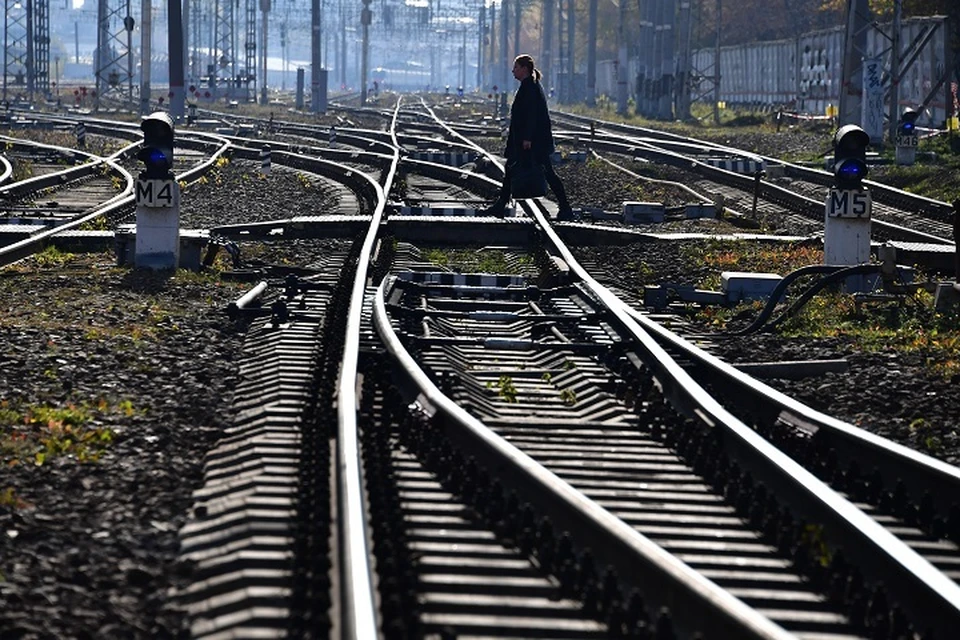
top-left (157, 101), bottom-right (960, 638)
top-left (548, 112), bottom-right (956, 245)
top-left (3, 100), bottom-right (958, 638)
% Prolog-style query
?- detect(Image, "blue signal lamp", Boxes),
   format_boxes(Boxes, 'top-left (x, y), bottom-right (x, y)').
top-left (832, 124), bottom-right (870, 190)
top-left (138, 112), bottom-right (175, 179)
top-left (898, 108), bottom-right (920, 136)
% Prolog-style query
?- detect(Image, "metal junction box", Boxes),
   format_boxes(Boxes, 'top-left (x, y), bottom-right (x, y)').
top-left (721, 272), bottom-right (783, 303)
top-left (623, 201), bottom-right (665, 224)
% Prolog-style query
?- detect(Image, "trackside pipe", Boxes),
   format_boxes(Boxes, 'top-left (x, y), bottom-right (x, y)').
top-left (226, 281), bottom-right (268, 318)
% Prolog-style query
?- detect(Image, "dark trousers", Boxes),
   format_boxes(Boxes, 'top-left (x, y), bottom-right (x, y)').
top-left (492, 159), bottom-right (571, 211)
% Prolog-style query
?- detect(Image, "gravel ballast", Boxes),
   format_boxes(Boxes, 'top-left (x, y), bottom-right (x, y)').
top-left (2, 114), bottom-right (958, 638)
top-left (1, 158), bottom-right (338, 637)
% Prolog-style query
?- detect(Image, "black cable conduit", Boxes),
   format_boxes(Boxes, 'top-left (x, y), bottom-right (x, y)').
top-left (728, 263), bottom-right (883, 336)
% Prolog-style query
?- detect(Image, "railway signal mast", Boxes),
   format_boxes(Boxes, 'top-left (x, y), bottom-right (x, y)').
top-left (134, 112), bottom-right (180, 269)
top-left (825, 125), bottom-right (872, 291)
top-left (895, 108), bottom-right (919, 166)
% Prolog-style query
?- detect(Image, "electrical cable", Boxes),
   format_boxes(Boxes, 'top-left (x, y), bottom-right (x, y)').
top-left (727, 263), bottom-right (882, 336)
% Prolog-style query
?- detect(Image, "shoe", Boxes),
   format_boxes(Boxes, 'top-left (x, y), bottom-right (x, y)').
top-left (556, 207), bottom-right (576, 222)
top-left (480, 203), bottom-right (507, 217)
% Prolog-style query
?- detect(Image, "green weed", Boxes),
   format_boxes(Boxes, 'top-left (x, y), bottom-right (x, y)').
top-left (0, 399), bottom-right (124, 466)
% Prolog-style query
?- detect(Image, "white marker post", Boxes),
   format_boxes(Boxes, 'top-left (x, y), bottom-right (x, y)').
top-left (260, 145), bottom-right (271, 175)
top-left (895, 108), bottom-right (919, 167)
top-left (825, 125), bottom-right (872, 292)
top-left (134, 112), bottom-right (180, 269)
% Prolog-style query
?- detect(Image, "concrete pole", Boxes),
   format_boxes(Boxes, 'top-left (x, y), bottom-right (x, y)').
top-left (616, 0), bottom-right (627, 114)
top-left (886, 0), bottom-right (902, 143)
top-left (500, 0), bottom-right (508, 90)
top-left (651, 0), bottom-right (664, 115)
top-left (513, 0), bottom-right (520, 59)
top-left (567, 0), bottom-right (574, 101)
top-left (478, 5), bottom-right (485, 89)
top-left (141, 0), bottom-right (152, 115)
top-left (311, 0), bottom-right (321, 112)
top-left (489, 1), bottom-right (496, 89)
top-left (182, 0), bottom-right (190, 82)
top-left (675, 0), bottom-right (692, 119)
top-left (659, 0), bottom-right (676, 120)
top-left (97, 0), bottom-right (108, 109)
top-left (542, 0), bottom-right (553, 93)
top-left (636, 0), bottom-right (650, 115)
top-left (169, 0), bottom-right (185, 118)
top-left (586, 0), bottom-right (597, 105)
top-left (714, 0), bottom-right (721, 125)
top-left (839, 0), bottom-right (870, 127)
top-left (340, 9), bottom-right (346, 89)
top-left (360, 0), bottom-right (371, 104)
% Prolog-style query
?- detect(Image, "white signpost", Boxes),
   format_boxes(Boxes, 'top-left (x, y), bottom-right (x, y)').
top-left (135, 178), bottom-right (181, 269)
top-left (825, 188), bottom-right (872, 291)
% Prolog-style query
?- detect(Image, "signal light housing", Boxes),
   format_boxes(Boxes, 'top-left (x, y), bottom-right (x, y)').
top-left (832, 124), bottom-right (869, 190)
top-left (898, 107), bottom-right (919, 136)
top-left (138, 112), bottom-right (175, 179)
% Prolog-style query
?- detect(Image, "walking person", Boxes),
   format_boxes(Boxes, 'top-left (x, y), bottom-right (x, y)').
top-left (483, 54), bottom-right (575, 220)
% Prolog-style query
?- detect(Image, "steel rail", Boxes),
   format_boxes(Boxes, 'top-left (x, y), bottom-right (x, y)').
top-left (522, 196), bottom-right (960, 633)
top-left (0, 136), bottom-right (134, 199)
top-left (222, 132), bottom-right (395, 166)
top-left (371, 275), bottom-right (793, 640)
top-left (400, 157), bottom-right (502, 194)
top-left (0, 134), bottom-right (230, 268)
top-left (388, 103), bottom-right (960, 633)
top-left (335, 97), bottom-right (403, 640)
top-left (617, 299), bottom-right (960, 517)
top-left (226, 143), bottom-right (381, 214)
top-left (571, 132), bottom-right (952, 244)
top-left (0, 154), bottom-right (11, 184)
top-left (555, 112), bottom-right (956, 237)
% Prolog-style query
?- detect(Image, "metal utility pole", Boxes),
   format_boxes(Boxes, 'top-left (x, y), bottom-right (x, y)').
top-left (169, 0), bottom-right (186, 118)
top-left (636, 0), bottom-right (654, 116)
top-left (713, 0), bottom-right (721, 125)
top-left (651, 0), bottom-right (664, 115)
top-left (461, 28), bottom-right (467, 89)
top-left (311, 0), bottom-right (324, 112)
top-left (215, 0), bottom-right (235, 96)
top-left (839, 0), bottom-right (871, 128)
top-left (658, 0), bottom-right (676, 120)
top-left (360, 0), bottom-right (371, 104)
top-left (190, 0), bottom-right (201, 80)
top-left (541, 0), bottom-right (553, 93)
top-left (478, 4), bottom-right (485, 89)
top-left (489, 1), bottom-right (496, 87)
top-left (35, 0), bottom-right (49, 99)
top-left (246, 0), bottom-right (258, 100)
top-left (141, 0), bottom-right (152, 114)
top-left (616, 0), bottom-right (627, 114)
top-left (260, 0), bottom-right (269, 104)
top-left (500, 0), bottom-right (508, 90)
top-left (586, 0), bottom-right (596, 105)
top-left (886, 0), bottom-right (902, 143)
top-left (566, 0), bottom-right (574, 102)
top-left (675, 0), bottom-right (692, 119)
top-left (339, 7), bottom-right (346, 89)
top-left (3, 0), bottom-right (29, 101)
top-left (512, 0), bottom-right (520, 59)
top-left (95, 0), bottom-right (136, 108)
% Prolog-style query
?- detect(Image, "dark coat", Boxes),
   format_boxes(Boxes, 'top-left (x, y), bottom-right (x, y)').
top-left (505, 76), bottom-right (556, 162)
